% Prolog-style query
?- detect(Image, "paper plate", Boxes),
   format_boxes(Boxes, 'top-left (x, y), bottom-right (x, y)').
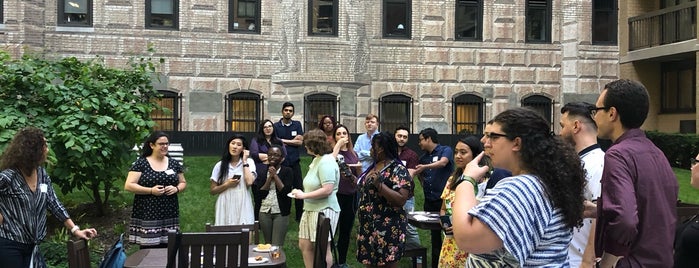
top-left (248, 256), bottom-right (269, 264)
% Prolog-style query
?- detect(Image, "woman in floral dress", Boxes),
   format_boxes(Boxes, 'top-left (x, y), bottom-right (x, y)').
top-left (356, 131), bottom-right (413, 268)
top-left (438, 135), bottom-right (482, 267)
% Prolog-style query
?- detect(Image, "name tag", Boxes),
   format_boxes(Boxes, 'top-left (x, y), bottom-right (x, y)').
top-left (39, 183), bottom-right (48, 193)
top-left (432, 156), bottom-right (438, 163)
top-left (291, 131), bottom-right (298, 136)
top-left (401, 160), bottom-right (407, 166)
top-left (165, 169), bottom-right (175, 175)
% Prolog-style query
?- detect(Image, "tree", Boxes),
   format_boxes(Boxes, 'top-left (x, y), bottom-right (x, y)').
top-left (0, 50), bottom-right (164, 216)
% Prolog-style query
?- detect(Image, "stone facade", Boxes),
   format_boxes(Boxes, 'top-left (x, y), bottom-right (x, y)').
top-left (0, 0), bottom-right (619, 133)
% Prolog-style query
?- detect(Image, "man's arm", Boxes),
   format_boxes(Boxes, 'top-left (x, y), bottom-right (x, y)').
top-left (598, 151), bottom-right (636, 265)
top-left (283, 134), bottom-right (303, 146)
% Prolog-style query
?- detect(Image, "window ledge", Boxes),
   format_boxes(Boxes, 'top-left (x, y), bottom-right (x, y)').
top-left (56, 26), bottom-right (95, 33)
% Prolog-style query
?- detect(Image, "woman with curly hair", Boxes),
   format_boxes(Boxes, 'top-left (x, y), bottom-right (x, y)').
top-left (0, 127), bottom-right (97, 268)
top-left (318, 115), bottom-right (337, 144)
top-left (451, 108), bottom-right (585, 267)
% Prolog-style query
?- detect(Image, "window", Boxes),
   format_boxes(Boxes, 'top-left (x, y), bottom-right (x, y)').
top-left (661, 60), bottom-right (696, 113)
top-left (1, 0), bottom-right (4, 23)
top-left (592, 0), bottom-right (617, 44)
top-left (146, 0), bottom-right (178, 29)
top-left (309, 0), bottom-right (337, 35)
top-left (521, 95), bottom-right (553, 125)
top-left (229, 0), bottom-right (260, 33)
top-left (58, 0), bottom-right (92, 26)
top-left (304, 93), bottom-right (337, 131)
top-left (455, 0), bottom-right (482, 41)
top-left (383, 0), bottom-right (411, 38)
top-left (226, 92), bottom-right (261, 132)
top-left (525, 0), bottom-right (551, 43)
top-left (380, 94), bottom-right (412, 133)
top-left (151, 90), bottom-right (181, 131)
top-left (453, 94), bottom-right (484, 134)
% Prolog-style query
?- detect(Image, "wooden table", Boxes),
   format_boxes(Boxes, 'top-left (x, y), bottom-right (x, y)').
top-left (407, 211), bottom-right (442, 230)
top-left (124, 245), bottom-right (286, 268)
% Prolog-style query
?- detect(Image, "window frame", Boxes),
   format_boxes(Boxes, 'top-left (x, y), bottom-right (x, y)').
top-left (226, 92), bottom-right (262, 132)
top-left (525, 0), bottom-right (551, 43)
top-left (521, 95), bottom-right (553, 126)
top-left (308, 0), bottom-right (338, 36)
top-left (379, 94), bottom-right (413, 133)
top-left (151, 90), bottom-right (182, 131)
top-left (228, 0), bottom-right (261, 33)
top-left (145, 0), bottom-right (179, 30)
top-left (383, 0), bottom-right (411, 39)
top-left (591, 0), bottom-right (617, 45)
top-left (304, 93), bottom-right (338, 131)
top-left (455, 0), bottom-right (483, 41)
top-left (57, 0), bottom-right (93, 27)
top-left (661, 60), bottom-right (696, 113)
top-left (452, 94), bottom-right (485, 134)
top-left (1, 0), bottom-right (5, 24)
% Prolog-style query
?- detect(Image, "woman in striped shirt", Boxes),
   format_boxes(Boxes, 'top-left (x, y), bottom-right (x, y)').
top-left (0, 127), bottom-right (97, 268)
top-left (451, 108), bottom-right (585, 267)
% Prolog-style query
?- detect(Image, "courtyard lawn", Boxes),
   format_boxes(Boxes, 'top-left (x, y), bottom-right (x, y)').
top-left (55, 157), bottom-right (699, 267)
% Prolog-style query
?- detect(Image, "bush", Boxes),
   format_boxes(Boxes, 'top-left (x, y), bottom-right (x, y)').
top-left (646, 131), bottom-right (699, 168)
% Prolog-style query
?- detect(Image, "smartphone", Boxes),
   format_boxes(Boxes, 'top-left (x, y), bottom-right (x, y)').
top-left (440, 215), bottom-right (453, 235)
top-left (232, 175), bottom-right (241, 181)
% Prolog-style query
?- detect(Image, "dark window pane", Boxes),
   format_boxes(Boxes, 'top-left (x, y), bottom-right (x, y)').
top-left (310, 0), bottom-right (336, 35)
top-left (231, 0), bottom-right (259, 32)
top-left (455, 0), bottom-right (481, 40)
top-left (384, 0), bottom-right (409, 37)
top-left (453, 94), bottom-right (484, 134)
top-left (229, 93), bottom-right (260, 132)
top-left (380, 94), bottom-right (411, 133)
top-left (151, 91), bottom-right (180, 131)
top-left (147, 0), bottom-right (178, 29)
top-left (522, 95), bottom-right (552, 124)
top-left (662, 60), bottom-right (696, 113)
top-left (59, 0), bottom-right (91, 26)
top-left (305, 93), bottom-right (337, 130)
top-left (592, 0), bottom-right (617, 44)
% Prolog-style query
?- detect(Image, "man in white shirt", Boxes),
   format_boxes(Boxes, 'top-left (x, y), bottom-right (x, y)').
top-left (560, 102), bottom-right (604, 267)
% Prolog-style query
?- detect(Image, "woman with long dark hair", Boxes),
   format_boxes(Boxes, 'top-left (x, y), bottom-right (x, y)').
top-left (250, 119), bottom-right (286, 219)
top-left (438, 135), bottom-right (482, 267)
top-left (356, 131), bottom-right (413, 268)
top-left (209, 134), bottom-right (256, 225)
top-left (0, 127), bottom-right (97, 267)
top-left (125, 131), bottom-right (187, 248)
top-left (452, 108), bottom-right (585, 266)
top-left (331, 124), bottom-right (360, 268)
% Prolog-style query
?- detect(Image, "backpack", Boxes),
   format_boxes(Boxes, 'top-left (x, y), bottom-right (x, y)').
top-left (99, 233), bottom-right (127, 268)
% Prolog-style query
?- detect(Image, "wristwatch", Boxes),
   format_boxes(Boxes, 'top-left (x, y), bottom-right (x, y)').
top-left (243, 163), bottom-right (250, 167)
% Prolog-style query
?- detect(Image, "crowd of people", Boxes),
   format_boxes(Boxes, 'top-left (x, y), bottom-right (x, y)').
top-left (0, 79), bottom-right (693, 267)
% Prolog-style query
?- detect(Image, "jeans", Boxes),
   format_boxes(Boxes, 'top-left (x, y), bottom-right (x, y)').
top-left (0, 237), bottom-right (35, 268)
top-left (259, 212), bottom-right (290, 246)
top-left (403, 197), bottom-right (422, 263)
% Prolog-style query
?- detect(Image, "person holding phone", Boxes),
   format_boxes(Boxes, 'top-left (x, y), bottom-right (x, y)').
top-left (437, 135), bottom-right (482, 267)
top-left (125, 131), bottom-right (187, 248)
top-left (209, 134), bottom-right (256, 225)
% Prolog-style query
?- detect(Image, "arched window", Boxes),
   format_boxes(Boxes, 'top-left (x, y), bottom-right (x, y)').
top-left (226, 92), bottom-right (261, 132)
top-left (304, 93), bottom-right (338, 131)
top-left (521, 95), bottom-right (553, 125)
top-left (452, 94), bottom-right (484, 134)
top-left (380, 94), bottom-right (412, 133)
top-left (151, 90), bottom-right (181, 131)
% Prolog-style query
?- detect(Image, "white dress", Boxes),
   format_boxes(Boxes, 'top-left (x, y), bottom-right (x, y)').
top-left (210, 159), bottom-right (256, 225)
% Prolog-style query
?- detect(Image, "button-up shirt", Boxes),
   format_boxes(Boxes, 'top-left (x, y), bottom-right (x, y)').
top-left (418, 144), bottom-right (454, 201)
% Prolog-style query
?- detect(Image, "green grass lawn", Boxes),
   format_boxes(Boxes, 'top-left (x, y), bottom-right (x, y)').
top-left (55, 158), bottom-right (699, 268)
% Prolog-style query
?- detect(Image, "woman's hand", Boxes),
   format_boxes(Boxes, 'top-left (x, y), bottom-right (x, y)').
top-left (243, 150), bottom-right (250, 162)
top-left (226, 177), bottom-right (240, 188)
top-left (74, 228), bottom-right (98, 240)
top-left (463, 152), bottom-right (490, 181)
top-left (151, 185), bottom-right (165, 196)
top-left (291, 189), bottom-right (305, 199)
top-left (163, 185), bottom-right (179, 195)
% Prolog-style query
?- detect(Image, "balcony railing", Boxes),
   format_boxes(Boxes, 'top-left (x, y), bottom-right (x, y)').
top-left (629, 2), bottom-right (697, 51)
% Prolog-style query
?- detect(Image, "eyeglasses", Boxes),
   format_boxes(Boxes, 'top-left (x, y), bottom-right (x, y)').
top-left (484, 132), bottom-right (508, 140)
top-left (156, 142), bottom-right (170, 147)
top-left (691, 158), bottom-right (699, 166)
top-left (589, 106), bottom-right (609, 117)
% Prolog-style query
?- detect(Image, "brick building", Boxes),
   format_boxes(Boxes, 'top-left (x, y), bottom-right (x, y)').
top-left (618, 0), bottom-right (697, 133)
top-left (0, 0), bottom-right (619, 134)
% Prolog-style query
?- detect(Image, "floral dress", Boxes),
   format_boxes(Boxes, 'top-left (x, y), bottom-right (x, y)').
top-left (438, 177), bottom-right (469, 267)
top-left (356, 160), bottom-right (413, 266)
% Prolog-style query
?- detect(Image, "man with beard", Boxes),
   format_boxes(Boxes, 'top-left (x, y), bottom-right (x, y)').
top-left (394, 126), bottom-right (422, 266)
top-left (560, 102), bottom-right (604, 267)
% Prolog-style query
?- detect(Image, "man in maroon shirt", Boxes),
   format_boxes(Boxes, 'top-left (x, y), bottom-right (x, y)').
top-left (395, 126), bottom-right (422, 266)
top-left (590, 79), bottom-right (679, 268)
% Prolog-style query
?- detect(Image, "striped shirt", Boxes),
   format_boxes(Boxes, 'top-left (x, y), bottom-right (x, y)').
top-left (0, 167), bottom-right (70, 244)
top-left (467, 175), bottom-right (572, 267)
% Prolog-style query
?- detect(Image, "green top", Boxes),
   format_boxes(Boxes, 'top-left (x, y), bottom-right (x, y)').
top-left (302, 154), bottom-right (341, 212)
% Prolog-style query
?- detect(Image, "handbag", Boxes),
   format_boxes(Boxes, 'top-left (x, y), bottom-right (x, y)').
top-left (99, 233), bottom-right (127, 268)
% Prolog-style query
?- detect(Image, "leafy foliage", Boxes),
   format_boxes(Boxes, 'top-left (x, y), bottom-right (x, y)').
top-left (645, 131), bottom-right (699, 169)
top-left (0, 49), bottom-right (163, 215)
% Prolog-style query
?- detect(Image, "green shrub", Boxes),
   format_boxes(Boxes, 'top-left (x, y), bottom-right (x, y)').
top-left (646, 131), bottom-right (699, 168)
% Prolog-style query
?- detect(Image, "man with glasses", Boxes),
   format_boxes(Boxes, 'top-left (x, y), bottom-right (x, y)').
top-left (273, 102), bottom-right (305, 222)
top-left (415, 128), bottom-right (453, 268)
top-left (590, 79), bottom-right (678, 268)
top-left (560, 102), bottom-right (604, 267)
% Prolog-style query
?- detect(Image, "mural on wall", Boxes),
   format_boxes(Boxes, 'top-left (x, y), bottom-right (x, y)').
top-left (348, 0), bottom-right (369, 77)
top-left (278, 0), bottom-right (301, 73)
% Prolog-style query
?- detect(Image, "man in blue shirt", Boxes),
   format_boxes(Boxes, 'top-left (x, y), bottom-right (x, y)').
top-left (354, 114), bottom-right (379, 173)
top-left (273, 102), bottom-right (305, 222)
top-left (415, 128), bottom-right (453, 268)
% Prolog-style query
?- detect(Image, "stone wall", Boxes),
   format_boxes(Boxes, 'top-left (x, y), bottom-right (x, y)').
top-left (0, 0), bottom-right (619, 133)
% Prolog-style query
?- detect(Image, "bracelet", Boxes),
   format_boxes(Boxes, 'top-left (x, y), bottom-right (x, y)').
top-left (243, 164), bottom-right (250, 167)
top-left (70, 225), bottom-right (80, 234)
top-left (455, 175), bottom-right (479, 195)
top-left (175, 186), bottom-right (180, 193)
